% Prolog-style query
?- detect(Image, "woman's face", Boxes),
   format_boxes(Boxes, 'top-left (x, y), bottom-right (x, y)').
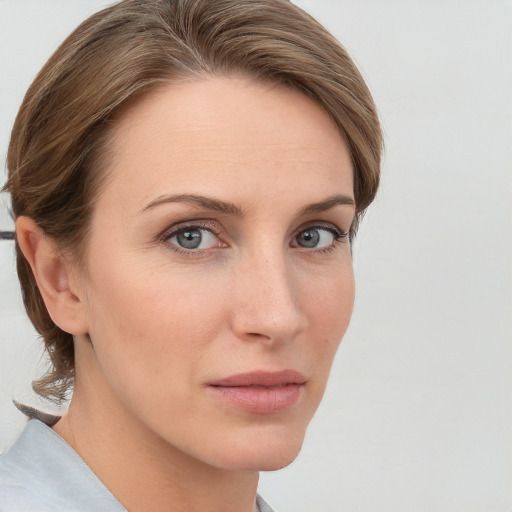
top-left (76, 76), bottom-right (355, 471)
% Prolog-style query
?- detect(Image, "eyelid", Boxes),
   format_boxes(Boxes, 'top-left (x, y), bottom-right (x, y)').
top-left (294, 221), bottom-right (347, 238)
top-left (291, 222), bottom-right (349, 251)
top-left (159, 219), bottom-right (223, 243)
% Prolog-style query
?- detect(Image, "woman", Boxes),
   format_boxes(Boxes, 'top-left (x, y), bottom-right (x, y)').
top-left (0, 0), bottom-right (382, 510)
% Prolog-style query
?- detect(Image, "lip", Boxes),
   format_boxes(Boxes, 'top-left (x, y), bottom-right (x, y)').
top-left (207, 370), bottom-right (306, 414)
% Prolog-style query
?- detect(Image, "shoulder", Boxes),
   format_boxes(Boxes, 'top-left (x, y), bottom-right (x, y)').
top-left (0, 419), bottom-right (125, 512)
top-left (0, 420), bottom-right (66, 511)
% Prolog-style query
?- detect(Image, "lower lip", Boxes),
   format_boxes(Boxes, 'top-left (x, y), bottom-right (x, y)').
top-left (208, 384), bottom-right (304, 414)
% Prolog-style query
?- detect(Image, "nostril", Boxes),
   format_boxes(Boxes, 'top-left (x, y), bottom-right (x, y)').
top-left (246, 332), bottom-right (272, 340)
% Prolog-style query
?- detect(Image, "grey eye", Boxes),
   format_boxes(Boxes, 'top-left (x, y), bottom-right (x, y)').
top-left (176, 229), bottom-right (202, 249)
top-left (293, 227), bottom-right (341, 249)
top-left (168, 227), bottom-right (220, 250)
top-left (296, 228), bottom-right (321, 248)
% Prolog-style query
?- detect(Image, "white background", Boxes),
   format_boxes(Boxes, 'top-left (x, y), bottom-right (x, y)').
top-left (1, 1), bottom-right (511, 511)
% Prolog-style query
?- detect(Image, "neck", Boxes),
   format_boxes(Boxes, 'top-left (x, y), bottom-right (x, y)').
top-left (53, 337), bottom-right (259, 512)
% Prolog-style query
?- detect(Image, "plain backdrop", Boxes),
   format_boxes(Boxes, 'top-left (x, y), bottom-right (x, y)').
top-left (1, 1), bottom-right (511, 511)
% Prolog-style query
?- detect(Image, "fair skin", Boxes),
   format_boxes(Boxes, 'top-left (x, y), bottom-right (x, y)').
top-left (17, 76), bottom-right (355, 512)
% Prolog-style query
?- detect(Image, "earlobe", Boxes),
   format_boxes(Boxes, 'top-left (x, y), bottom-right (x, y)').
top-left (15, 216), bottom-right (88, 336)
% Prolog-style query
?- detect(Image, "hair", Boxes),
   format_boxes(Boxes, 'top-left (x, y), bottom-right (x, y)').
top-left (3, 0), bottom-right (383, 403)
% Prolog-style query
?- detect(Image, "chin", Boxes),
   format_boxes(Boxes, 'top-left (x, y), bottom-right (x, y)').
top-left (207, 423), bottom-right (307, 472)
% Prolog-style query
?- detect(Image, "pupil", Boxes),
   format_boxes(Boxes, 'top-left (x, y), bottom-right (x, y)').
top-left (177, 229), bottom-right (202, 249)
top-left (299, 229), bottom-right (319, 248)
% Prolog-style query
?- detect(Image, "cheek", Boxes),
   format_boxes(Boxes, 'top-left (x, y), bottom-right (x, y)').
top-left (304, 265), bottom-right (355, 366)
top-left (82, 257), bottom-right (228, 385)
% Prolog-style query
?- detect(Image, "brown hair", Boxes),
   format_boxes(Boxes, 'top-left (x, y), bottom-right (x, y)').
top-left (3, 0), bottom-right (382, 403)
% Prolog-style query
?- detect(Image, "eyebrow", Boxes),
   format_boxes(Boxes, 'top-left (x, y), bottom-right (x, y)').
top-left (140, 193), bottom-right (354, 216)
top-left (297, 194), bottom-right (355, 215)
top-left (140, 194), bottom-right (243, 216)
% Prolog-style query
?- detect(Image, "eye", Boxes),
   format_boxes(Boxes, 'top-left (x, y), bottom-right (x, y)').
top-left (292, 225), bottom-right (346, 249)
top-left (165, 226), bottom-right (223, 251)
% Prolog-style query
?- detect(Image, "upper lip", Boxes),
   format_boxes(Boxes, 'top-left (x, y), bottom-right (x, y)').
top-left (209, 370), bottom-right (307, 388)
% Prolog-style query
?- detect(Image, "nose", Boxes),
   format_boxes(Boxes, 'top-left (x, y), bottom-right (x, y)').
top-left (230, 248), bottom-right (307, 345)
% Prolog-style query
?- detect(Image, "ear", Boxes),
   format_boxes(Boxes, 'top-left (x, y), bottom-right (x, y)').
top-left (15, 216), bottom-right (88, 336)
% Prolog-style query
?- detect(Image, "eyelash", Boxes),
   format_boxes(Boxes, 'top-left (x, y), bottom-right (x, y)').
top-left (159, 220), bottom-right (349, 256)
top-left (159, 220), bottom-right (223, 257)
top-left (300, 224), bottom-right (349, 255)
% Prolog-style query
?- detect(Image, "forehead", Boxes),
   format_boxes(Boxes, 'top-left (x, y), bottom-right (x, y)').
top-left (99, 76), bottom-right (353, 213)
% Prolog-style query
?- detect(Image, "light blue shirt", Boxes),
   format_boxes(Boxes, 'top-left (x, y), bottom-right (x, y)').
top-left (0, 418), bottom-right (275, 512)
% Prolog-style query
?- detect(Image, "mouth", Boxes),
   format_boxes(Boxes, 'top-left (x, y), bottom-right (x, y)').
top-left (207, 370), bottom-right (307, 414)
